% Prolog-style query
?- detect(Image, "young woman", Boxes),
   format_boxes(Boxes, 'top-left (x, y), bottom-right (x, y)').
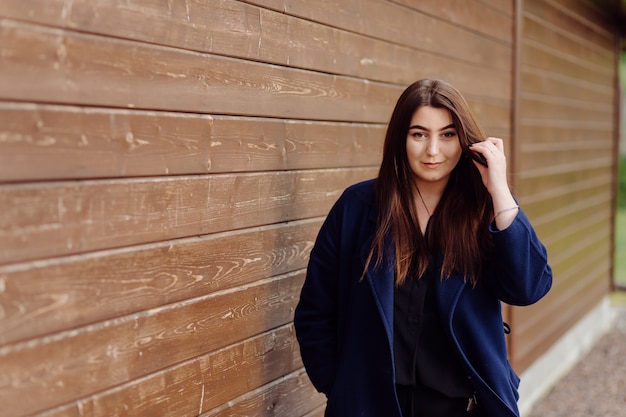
top-left (293, 79), bottom-right (552, 417)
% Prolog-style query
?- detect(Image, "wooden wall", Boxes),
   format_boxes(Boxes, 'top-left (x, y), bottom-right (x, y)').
top-left (510, 0), bottom-right (619, 371)
top-left (0, 0), bottom-right (619, 416)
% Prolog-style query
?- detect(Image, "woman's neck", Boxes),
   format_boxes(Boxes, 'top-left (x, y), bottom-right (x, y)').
top-left (414, 179), bottom-right (447, 233)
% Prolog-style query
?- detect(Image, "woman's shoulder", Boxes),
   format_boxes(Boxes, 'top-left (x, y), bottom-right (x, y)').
top-left (341, 178), bottom-right (376, 200)
top-left (330, 178), bottom-right (377, 219)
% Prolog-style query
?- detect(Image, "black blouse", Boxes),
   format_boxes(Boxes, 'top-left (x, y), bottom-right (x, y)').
top-left (394, 268), bottom-right (473, 398)
top-left (393, 263), bottom-right (473, 398)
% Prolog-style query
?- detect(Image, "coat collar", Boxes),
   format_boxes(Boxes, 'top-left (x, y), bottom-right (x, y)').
top-left (362, 237), bottom-right (467, 346)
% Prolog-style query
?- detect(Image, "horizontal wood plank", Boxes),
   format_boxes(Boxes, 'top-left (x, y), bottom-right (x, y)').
top-left (0, 271), bottom-right (304, 416)
top-left (201, 369), bottom-right (325, 417)
top-left (0, 103), bottom-right (385, 182)
top-left (524, 192), bottom-right (611, 237)
top-left (516, 170), bottom-right (612, 207)
top-left (516, 154), bottom-right (612, 180)
top-left (517, 123), bottom-right (613, 145)
top-left (0, 168), bottom-right (376, 264)
top-left (0, 99), bottom-right (508, 183)
top-left (35, 325), bottom-right (306, 417)
top-left (467, 99), bottom-right (511, 135)
top-left (521, 67), bottom-right (613, 104)
top-left (0, 0), bottom-right (507, 86)
top-left (302, 404), bottom-right (326, 417)
top-left (522, 13), bottom-right (614, 62)
top-left (524, 0), bottom-right (614, 47)
top-left (0, 219), bottom-right (321, 345)
top-left (521, 42), bottom-right (612, 86)
top-left (248, 0), bottom-right (513, 71)
top-left (388, 0), bottom-right (513, 40)
top-left (511, 260), bottom-right (610, 370)
top-left (0, 17), bottom-right (513, 114)
top-left (0, 19), bottom-right (401, 123)
top-left (519, 96), bottom-right (613, 124)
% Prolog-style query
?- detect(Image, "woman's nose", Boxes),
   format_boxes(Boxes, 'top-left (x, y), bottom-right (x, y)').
top-left (427, 139), bottom-right (439, 155)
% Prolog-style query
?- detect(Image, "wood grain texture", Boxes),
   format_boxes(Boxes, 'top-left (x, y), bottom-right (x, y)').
top-left (510, 0), bottom-right (618, 371)
top-left (201, 369), bottom-right (325, 417)
top-left (519, 79), bottom-right (612, 116)
top-left (511, 260), bottom-right (610, 370)
top-left (0, 15), bottom-right (513, 109)
top-left (0, 168), bottom-right (376, 264)
top-left (0, 271), bottom-right (304, 416)
top-left (33, 325), bottom-right (307, 417)
top-left (0, 0), bottom-right (506, 87)
top-left (520, 41), bottom-right (611, 85)
top-left (0, 103), bottom-right (384, 182)
top-left (0, 20), bottom-right (400, 122)
top-left (248, 0), bottom-right (513, 70)
top-left (0, 0), bottom-right (620, 415)
top-left (0, 219), bottom-right (320, 345)
top-left (0, 97), bottom-right (509, 183)
top-left (388, 0), bottom-right (513, 39)
top-left (524, 0), bottom-right (614, 47)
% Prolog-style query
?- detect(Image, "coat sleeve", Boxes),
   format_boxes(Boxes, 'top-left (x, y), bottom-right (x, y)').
top-left (293, 196), bottom-right (345, 394)
top-left (486, 208), bottom-right (552, 305)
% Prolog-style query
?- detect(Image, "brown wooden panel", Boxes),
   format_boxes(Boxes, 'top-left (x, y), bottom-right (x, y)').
top-left (512, 280), bottom-right (609, 370)
top-left (541, 236), bottom-right (610, 307)
top-left (524, 193), bottom-right (611, 237)
top-left (487, 0), bottom-right (514, 14)
top-left (0, 0), bottom-right (503, 86)
top-left (518, 123), bottom-right (613, 145)
top-left (518, 146), bottom-right (613, 174)
top-left (544, 223), bottom-right (613, 281)
top-left (1, 0), bottom-right (389, 82)
top-left (535, 220), bottom-right (610, 290)
top-left (517, 170), bottom-right (612, 205)
top-left (519, 96), bottom-right (612, 125)
top-left (0, 271), bottom-right (304, 416)
top-left (248, 0), bottom-right (513, 72)
top-left (0, 18), bottom-right (513, 113)
top-left (521, 42), bottom-right (611, 85)
top-left (521, 68), bottom-right (613, 105)
top-left (518, 148), bottom-right (613, 174)
top-left (0, 103), bottom-right (385, 182)
top-left (201, 369), bottom-right (325, 417)
top-left (522, 14), bottom-right (614, 65)
top-left (511, 258), bottom-right (610, 370)
top-left (0, 168), bottom-right (376, 264)
top-left (512, 235), bottom-right (611, 343)
top-left (0, 20), bottom-right (400, 123)
top-left (517, 156), bottom-right (612, 182)
top-left (521, 87), bottom-right (613, 115)
top-left (0, 219), bottom-right (321, 345)
top-left (466, 98), bottom-right (512, 135)
top-left (35, 325), bottom-right (305, 417)
top-left (512, 0), bottom-right (617, 368)
top-left (524, 0), bottom-right (615, 48)
top-left (519, 117), bottom-right (613, 135)
top-left (302, 405), bottom-right (327, 417)
top-left (388, 0), bottom-right (513, 40)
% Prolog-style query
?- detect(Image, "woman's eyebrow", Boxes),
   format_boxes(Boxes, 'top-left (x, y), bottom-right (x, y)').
top-left (408, 123), bottom-right (456, 131)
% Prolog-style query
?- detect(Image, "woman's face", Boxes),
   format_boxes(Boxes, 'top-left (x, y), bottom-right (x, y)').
top-left (405, 105), bottom-right (462, 187)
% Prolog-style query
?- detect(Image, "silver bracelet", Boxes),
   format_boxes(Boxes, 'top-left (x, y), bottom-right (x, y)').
top-left (494, 205), bottom-right (519, 219)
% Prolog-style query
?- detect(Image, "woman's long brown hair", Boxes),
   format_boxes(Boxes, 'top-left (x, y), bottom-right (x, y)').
top-left (364, 79), bottom-right (494, 287)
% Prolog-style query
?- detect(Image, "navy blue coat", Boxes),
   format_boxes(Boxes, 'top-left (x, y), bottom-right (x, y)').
top-left (294, 179), bottom-right (552, 417)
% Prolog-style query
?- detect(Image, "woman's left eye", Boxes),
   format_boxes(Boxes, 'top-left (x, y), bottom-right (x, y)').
top-left (442, 132), bottom-right (457, 139)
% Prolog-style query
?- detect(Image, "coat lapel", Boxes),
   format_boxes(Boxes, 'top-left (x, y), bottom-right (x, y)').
top-left (361, 234), bottom-right (396, 346)
top-left (435, 272), bottom-right (466, 328)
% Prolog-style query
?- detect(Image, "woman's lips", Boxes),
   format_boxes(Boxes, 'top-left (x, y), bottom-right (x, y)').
top-left (423, 162), bottom-right (442, 169)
